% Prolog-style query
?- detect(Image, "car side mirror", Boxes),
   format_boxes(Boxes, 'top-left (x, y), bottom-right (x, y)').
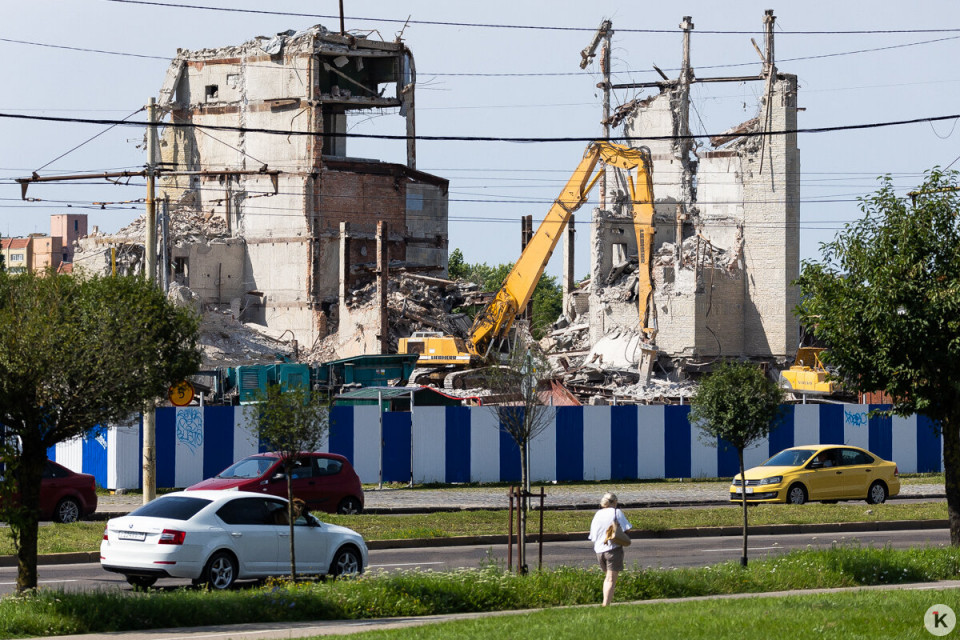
top-left (809, 461), bottom-right (823, 469)
top-left (271, 472), bottom-right (286, 481)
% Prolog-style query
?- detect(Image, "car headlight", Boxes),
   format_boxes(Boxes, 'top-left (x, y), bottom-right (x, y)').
top-left (758, 476), bottom-right (783, 485)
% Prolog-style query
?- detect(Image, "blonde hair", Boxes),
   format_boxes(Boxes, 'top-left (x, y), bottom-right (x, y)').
top-left (600, 492), bottom-right (618, 508)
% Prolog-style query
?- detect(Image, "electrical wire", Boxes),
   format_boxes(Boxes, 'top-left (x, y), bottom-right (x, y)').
top-left (33, 108), bottom-right (145, 173)
top-left (100, 1), bottom-right (960, 35)
top-left (2, 110), bottom-right (959, 143)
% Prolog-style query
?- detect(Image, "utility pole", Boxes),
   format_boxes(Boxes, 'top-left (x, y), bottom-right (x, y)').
top-left (143, 97), bottom-right (158, 505)
top-left (677, 17), bottom-right (695, 234)
top-left (580, 19), bottom-right (613, 209)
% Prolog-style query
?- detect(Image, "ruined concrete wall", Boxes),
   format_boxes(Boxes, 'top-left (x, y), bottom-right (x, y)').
top-left (170, 239), bottom-right (246, 304)
top-left (740, 75), bottom-right (800, 358)
top-left (404, 182), bottom-right (448, 271)
top-left (154, 28), bottom-right (449, 351)
top-left (608, 74), bottom-right (798, 362)
top-left (588, 209), bottom-right (639, 345)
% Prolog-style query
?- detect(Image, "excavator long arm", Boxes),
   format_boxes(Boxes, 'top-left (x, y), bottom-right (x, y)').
top-left (467, 141), bottom-right (656, 359)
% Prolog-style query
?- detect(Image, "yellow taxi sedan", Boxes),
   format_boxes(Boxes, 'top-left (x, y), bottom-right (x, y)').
top-left (730, 444), bottom-right (900, 505)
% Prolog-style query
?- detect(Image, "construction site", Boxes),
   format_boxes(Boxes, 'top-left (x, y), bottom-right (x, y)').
top-left (65, 11), bottom-right (824, 407)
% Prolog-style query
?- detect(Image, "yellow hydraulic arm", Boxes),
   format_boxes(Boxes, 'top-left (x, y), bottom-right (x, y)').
top-left (467, 141), bottom-right (656, 358)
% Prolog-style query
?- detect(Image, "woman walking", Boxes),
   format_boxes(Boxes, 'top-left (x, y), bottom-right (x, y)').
top-left (588, 492), bottom-right (632, 606)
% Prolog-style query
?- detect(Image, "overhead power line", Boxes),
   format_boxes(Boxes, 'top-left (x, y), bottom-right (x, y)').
top-left (2, 110), bottom-right (959, 144)
top-left (102, 1), bottom-right (960, 35)
top-left (4, 32), bottom-right (956, 79)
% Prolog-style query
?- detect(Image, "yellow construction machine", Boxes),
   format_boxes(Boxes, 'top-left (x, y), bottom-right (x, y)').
top-left (779, 347), bottom-right (836, 395)
top-left (399, 141), bottom-right (656, 387)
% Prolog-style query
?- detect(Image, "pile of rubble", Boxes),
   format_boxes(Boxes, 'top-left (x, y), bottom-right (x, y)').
top-left (166, 283), bottom-right (294, 368)
top-left (302, 272), bottom-right (481, 363)
top-left (112, 208), bottom-right (230, 245)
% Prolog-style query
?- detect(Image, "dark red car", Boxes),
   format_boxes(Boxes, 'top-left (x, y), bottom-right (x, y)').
top-left (37, 460), bottom-right (98, 523)
top-left (185, 452), bottom-right (364, 514)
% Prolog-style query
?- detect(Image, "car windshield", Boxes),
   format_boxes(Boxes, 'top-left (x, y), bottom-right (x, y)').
top-left (763, 449), bottom-right (817, 467)
top-left (217, 456), bottom-right (278, 479)
top-left (129, 496), bottom-right (212, 520)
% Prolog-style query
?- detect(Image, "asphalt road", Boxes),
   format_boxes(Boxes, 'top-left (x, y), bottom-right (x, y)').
top-left (5, 526), bottom-right (949, 596)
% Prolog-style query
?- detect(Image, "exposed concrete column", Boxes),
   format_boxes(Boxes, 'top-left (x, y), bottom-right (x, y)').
top-left (402, 49), bottom-right (417, 170)
top-left (376, 221), bottom-right (389, 354)
top-left (563, 215), bottom-right (576, 320)
top-left (677, 16), bottom-right (696, 226)
top-left (339, 221), bottom-right (351, 301)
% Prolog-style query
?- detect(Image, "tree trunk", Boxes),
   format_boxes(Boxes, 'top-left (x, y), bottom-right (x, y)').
top-left (942, 417), bottom-right (960, 546)
top-left (738, 449), bottom-right (748, 566)
top-left (15, 439), bottom-right (44, 592)
top-left (518, 441), bottom-right (527, 574)
top-left (287, 476), bottom-right (297, 580)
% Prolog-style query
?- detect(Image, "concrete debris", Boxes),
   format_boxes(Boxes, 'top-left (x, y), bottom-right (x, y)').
top-left (112, 209), bottom-right (229, 246)
top-left (302, 272), bottom-right (477, 364)
top-left (196, 307), bottom-right (293, 369)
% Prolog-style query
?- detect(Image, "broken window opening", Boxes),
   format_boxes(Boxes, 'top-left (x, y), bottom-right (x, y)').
top-left (174, 256), bottom-right (190, 287)
top-left (205, 85), bottom-right (219, 101)
top-left (322, 108), bottom-right (347, 157)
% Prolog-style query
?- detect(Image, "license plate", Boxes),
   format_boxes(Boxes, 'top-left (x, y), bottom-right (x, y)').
top-left (733, 487), bottom-right (754, 494)
top-left (117, 531), bottom-right (146, 541)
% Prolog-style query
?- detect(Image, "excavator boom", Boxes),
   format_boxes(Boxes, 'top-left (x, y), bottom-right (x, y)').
top-left (467, 141), bottom-right (656, 358)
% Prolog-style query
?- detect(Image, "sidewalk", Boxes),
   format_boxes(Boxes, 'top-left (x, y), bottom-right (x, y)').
top-left (94, 481), bottom-right (945, 516)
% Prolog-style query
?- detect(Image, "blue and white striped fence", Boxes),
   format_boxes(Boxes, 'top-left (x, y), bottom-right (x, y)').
top-left (49, 404), bottom-right (942, 490)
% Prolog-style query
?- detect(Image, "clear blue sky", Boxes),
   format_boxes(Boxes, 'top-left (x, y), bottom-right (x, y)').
top-left (3, 1), bottom-right (960, 279)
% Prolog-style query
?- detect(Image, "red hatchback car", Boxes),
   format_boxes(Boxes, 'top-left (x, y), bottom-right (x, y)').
top-left (38, 460), bottom-right (98, 523)
top-left (185, 452), bottom-right (364, 514)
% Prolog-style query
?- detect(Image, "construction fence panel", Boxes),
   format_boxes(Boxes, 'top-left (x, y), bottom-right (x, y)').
top-left (48, 404), bottom-right (943, 490)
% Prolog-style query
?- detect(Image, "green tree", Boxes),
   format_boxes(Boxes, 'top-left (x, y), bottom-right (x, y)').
top-left (0, 272), bottom-right (200, 592)
top-left (249, 383), bottom-right (329, 580)
top-left (795, 169), bottom-right (960, 545)
top-left (448, 248), bottom-right (467, 280)
top-left (483, 347), bottom-right (553, 574)
top-left (688, 361), bottom-right (784, 567)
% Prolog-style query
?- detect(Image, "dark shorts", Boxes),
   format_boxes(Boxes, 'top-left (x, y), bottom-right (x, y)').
top-left (597, 546), bottom-right (624, 572)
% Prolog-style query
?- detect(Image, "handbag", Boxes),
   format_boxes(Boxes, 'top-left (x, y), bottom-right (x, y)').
top-left (603, 509), bottom-right (631, 547)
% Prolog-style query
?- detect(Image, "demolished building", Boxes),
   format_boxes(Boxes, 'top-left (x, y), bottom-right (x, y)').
top-left (557, 12), bottom-right (799, 394)
top-left (74, 26), bottom-right (449, 357)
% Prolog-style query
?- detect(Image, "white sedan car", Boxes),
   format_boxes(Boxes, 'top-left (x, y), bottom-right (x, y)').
top-left (100, 490), bottom-right (368, 590)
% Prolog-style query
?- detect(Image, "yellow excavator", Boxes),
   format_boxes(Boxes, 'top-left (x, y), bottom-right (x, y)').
top-left (399, 141), bottom-right (656, 387)
top-left (779, 347), bottom-right (836, 395)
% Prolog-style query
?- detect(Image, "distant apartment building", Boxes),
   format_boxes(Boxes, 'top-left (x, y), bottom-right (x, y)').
top-left (51, 214), bottom-right (87, 263)
top-left (30, 233), bottom-right (63, 271)
top-left (1, 238), bottom-right (31, 273)
top-left (1, 213), bottom-right (87, 274)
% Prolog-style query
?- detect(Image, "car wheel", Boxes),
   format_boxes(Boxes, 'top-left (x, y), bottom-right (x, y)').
top-left (53, 497), bottom-right (81, 523)
top-left (337, 496), bottom-right (363, 515)
top-left (866, 481), bottom-right (888, 504)
top-left (786, 484), bottom-right (807, 505)
top-left (125, 575), bottom-right (157, 590)
top-left (200, 551), bottom-right (237, 590)
top-left (329, 546), bottom-right (362, 577)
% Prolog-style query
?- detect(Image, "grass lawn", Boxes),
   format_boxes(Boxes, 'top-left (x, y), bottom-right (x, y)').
top-left (307, 587), bottom-right (957, 640)
top-left (5, 500), bottom-right (948, 557)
